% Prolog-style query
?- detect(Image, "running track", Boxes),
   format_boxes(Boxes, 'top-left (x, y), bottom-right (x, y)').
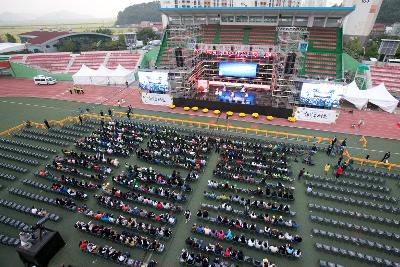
top-left (0, 77), bottom-right (399, 140)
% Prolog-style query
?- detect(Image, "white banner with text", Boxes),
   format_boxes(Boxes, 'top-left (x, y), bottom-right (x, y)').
top-left (295, 107), bottom-right (338, 124)
top-left (141, 92), bottom-right (173, 106)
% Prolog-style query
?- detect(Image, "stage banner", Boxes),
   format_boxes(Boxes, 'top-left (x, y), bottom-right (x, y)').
top-left (300, 83), bottom-right (344, 108)
top-left (141, 92), bottom-right (173, 106)
top-left (138, 71), bottom-right (169, 93)
top-left (295, 107), bottom-right (338, 124)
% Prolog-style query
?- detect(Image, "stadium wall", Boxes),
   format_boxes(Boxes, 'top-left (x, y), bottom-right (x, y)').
top-left (10, 62), bottom-right (73, 81)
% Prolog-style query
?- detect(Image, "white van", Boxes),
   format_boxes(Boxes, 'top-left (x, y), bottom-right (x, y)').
top-left (33, 75), bottom-right (57, 85)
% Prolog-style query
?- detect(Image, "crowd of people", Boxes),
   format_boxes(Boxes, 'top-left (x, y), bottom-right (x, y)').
top-left (75, 221), bottom-right (165, 252)
top-left (95, 195), bottom-right (176, 225)
top-left (101, 186), bottom-right (183, 212)
top-left (76, 121), bottom-right (149, 156)
top-left (136, 128), bottom-right (213, 171)
top-left (207, 180), bottom-right (294, 201)
top-left (84, 209), bottom-right (172, 239)
top-left (62, 149), bottom-right (120, 167)
top-left (52, 154), bottom-right (113, 175)
top-left (50, 182), bottom-right (87, 200)
top-left (37, 169), bottom-right (99, 190)
top-left (114, 165), bottom-right (195, 192)
top-left (79, 240), bottom-right (157, 267)
top-left (191, 224), bottom-right (301, 258)
top-left (46, 163), bottom-right (106, 182)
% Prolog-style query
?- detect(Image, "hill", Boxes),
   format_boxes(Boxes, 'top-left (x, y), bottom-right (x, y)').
top-left (376, 0), bottom-right (400, 24)
top-left (115, 1), bottom-right (161, 26)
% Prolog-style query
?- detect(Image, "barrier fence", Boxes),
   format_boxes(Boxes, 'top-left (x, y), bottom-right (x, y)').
top-left (0, 112), bottom-right (399, 172)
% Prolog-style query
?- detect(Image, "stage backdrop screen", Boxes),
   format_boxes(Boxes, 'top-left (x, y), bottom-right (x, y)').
top-left (217, 92), bottom-right (255, 105)
top-left (219, 62), bottom-right (257, 78)
top-left (138, 71), bottom-right (169, 93)
top-left (300, 83), bottom-right (344, 108)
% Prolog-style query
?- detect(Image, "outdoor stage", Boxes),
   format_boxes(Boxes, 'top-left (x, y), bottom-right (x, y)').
top-left (0, 77), bottom-right (399, 140)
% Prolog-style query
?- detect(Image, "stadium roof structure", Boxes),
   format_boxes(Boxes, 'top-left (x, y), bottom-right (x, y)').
top-left (19, 31), bottom-right (112, 46)
top-left (160, 6), bottom-right (356, 16)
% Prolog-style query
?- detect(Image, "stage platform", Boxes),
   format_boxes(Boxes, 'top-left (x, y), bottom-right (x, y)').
top-left (173, 98), bottom-right (293, 118)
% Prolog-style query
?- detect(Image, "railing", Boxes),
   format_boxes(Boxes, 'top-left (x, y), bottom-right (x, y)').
top-left (1, 113), bottom-right (399, 172)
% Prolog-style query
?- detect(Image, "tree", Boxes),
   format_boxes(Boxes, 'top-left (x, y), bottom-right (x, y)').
top-left (95, 28), bottom-right (113, 35)
top-left (365, 41), bottom-right (379, 58)
top-left (5, 33), bottom-right (16, 43)
top-left (58, 40), bottom-right (77, 52)
top-left (137, 28), bottom-right (159, 45)
top-left (345, 37), bottom-right (363, 57)
top-left (115, 1), bottom-right (161, 25)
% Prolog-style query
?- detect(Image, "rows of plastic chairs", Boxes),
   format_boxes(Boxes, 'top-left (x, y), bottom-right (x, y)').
top-left (312, 228), bottom-right (400, 256)
top-left (63, 124), bottom-right (92, 133)
top-left (315, 242), bottom-right (400, 267)
top-left (0, 162), bottom-right (27, 173)
top-left (304, 173), bottom-right (390, 193)
top-left (49, 127), bottom-right (84, 137)
top-left (308, 203), bottom-right (399, 227)
top-left (0, 144), bottom-right (48, 159)
top-left (8, 187), bottom-right (77, 212)
top-left (347, 166), bottom-right (400, 179)
top-left (0, 234), bottom-right (20, 247)
top-left (319, 259), bottom-right (344, 267)
top-left (200, 203), bottom-right (298, 229)
top-left (305, 181), bottom-right (397, 203)
top-left (0, 214), bottom-right (30, 231)
top-left (23, 128), bottom-right (76, 142)
top-left (0, 137), bottom-right (56, 153)
top-left (0, 198), bottom-right (60, 221)
top-left (203, 191), bottom-right (295, 215)
top-left (338, 171), bottom-right (384, 184)
top-left (0, 151), bottom-right (39, 166)
top-left (22, 179), bottom-right (88, 200)
top-left (14, 132), bottom-right (69, 146)
top-left (36, 171), bottom-right (99, 191)
top-left (310, 215), bottom-right (400, 240)
top-left (0, 173), bottom-right (16, 181)
top-left (75, 221), bottom-right (165, 253)
top-left (46, 164), bottom-right (106, 182)
top-left (307, 190), bottom-right (400, 214)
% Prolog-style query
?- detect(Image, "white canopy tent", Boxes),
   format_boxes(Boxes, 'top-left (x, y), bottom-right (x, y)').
top-left (0, 43), bottom-right (26, 54)
top-left (72, 64), bottom-right (135, 86)
top-left (342, 81), bottom-right (369, 110)
top-left (366, 83), bottom-right (399, 113)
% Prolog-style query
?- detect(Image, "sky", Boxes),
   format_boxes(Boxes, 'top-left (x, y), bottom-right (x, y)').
top-left (0, 0), bottom-right (153, 18)
top-left (0, 0), bottom-right (344, 18)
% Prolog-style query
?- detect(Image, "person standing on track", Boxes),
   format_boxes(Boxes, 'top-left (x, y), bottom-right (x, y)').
top-left (184, 210), bottom-right (191, 223)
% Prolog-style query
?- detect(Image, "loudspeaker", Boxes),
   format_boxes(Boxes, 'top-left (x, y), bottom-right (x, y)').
top-left (175, 48), bottom-right (184, 68)
top-left (284, 53), bottom-right (296, 74)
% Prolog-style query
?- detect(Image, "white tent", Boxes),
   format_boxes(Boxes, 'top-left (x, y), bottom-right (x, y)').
top-left (72, 64), bottom-right (97, 85)
top-left (111, 65), bottom-right (135, 85)
top-left (366, 83), bottom-right (399, 113)
top-left (342, 81), bottom-right (369, 110)
top-left (0, 43), bottom-right (25, 54)
top-left (72, 64), bottom-right (135, 86)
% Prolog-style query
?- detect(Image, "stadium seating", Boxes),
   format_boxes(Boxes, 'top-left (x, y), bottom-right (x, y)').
top-left (24, 53), bottom-right (72, 73)
top-left (106, 51), bottom-right (141, 70)
top-left (369, 65), bottom-right (400, 94)
top-left (304, 52), bottom-right (337, 79)
top-left (248, 26), bottom-right (276, 45)
top-left (68, 52), bottom-right (107, 73)
top-left (308, 27), bottom-right (338, 51)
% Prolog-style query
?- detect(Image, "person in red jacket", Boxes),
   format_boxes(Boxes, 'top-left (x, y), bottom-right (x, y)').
top-left (336, 166), bottom-right (343, 178)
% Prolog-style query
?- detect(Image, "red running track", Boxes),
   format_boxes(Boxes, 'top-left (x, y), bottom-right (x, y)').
top-left (0, 77), bottom-right (399, 140)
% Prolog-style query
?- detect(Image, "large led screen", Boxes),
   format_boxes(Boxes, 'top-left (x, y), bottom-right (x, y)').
top-left (300, 83), bottom-right (344, 108)
top-left (138, 71), bottom-right (169, 93)
top-left (217, 91), bottom-right (255, 105)
top-left (219, 62), bottom-right (257, 78)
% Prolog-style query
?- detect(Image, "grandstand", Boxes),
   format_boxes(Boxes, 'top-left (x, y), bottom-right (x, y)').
top-left (370, 65), bottom-right (400, 95)
top-left (10, 51), bottom-right (142, 74)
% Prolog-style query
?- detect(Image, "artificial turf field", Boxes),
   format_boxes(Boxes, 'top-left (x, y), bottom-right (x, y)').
top-left (0, 96), bottom-right (399, 267)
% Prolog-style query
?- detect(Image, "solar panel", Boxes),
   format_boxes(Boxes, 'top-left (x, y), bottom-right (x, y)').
top-left (378, 39), bottom-right (400, 56)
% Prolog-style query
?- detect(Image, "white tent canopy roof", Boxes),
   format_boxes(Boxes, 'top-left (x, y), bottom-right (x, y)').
top-left (366, 83), bottom-right (399, 113)
top-left (72, 64), bottom-right (135, 85)
top-left (343, 81), bottom-right (369, 110)
top-left (0, 43), bottom-right (26, 54)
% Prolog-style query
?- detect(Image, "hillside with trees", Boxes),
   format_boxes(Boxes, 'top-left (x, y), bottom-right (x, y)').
top-left (376, 0), bottom-right (400, 25)
top-left (115, 1), bottom-right (161, 26)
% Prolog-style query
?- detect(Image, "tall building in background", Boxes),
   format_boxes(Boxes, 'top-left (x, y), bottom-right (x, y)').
top-left (301, 0), bottom-right (328, 7)
top-left (342, 0), bottom-right (383, 43)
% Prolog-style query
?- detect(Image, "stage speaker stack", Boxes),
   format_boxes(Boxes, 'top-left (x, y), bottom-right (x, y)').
top-left (284, 53), bottom-right (297, 74)
top-left (175, 48), bottom-right (184, 68)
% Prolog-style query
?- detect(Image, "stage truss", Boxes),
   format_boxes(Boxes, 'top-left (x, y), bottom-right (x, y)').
top-left (165, 25), bottom-right (309, 108)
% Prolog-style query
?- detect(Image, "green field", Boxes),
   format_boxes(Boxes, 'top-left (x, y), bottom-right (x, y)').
top-left (0, 96), bottom-right (399, 267)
